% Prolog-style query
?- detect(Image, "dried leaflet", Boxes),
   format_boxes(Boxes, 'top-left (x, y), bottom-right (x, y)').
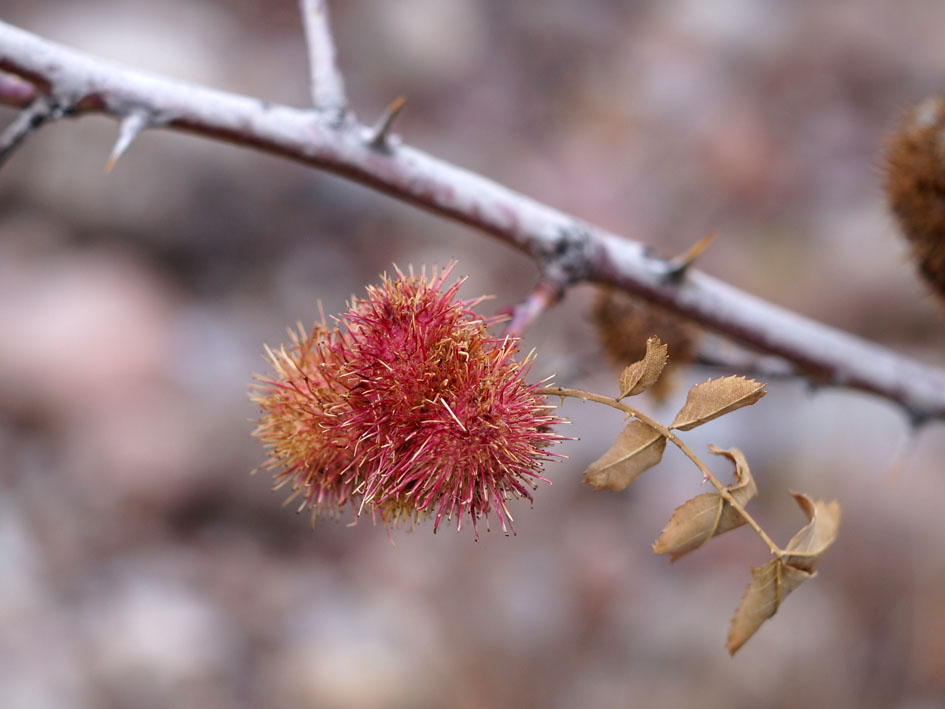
top-left (727, 493), bottom-right (841, 655)
top-left (652, 445), bottom-right (758, 562)
top-left (670, 375), bottom-right (766, 431)
top-left (618, 336), bottom-right (668, 398)
top-left (781, 493), bottom-right (842, 572)
top-left (583, 419), bottom-right (666, 491)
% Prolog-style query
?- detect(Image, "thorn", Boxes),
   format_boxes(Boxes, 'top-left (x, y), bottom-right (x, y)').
top-left (666, 230), bottom-right (717, 280)
top-left (368, 95), bottom-right (406, 150)
top-left (105, 111), bottom-right (149, 173)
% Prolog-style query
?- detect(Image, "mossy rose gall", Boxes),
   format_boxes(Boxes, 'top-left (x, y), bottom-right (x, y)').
top-left (251, 264), bottom-right (566, 538)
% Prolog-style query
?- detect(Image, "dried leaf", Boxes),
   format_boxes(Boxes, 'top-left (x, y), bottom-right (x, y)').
top-left (583, 420), bottom-right (666, 491)
top-left (652, 445), bottom-right (757, 561)
top-left (727, 493), bottom-right (841, 654)
top-left (783, 493), bottom-right (842, 572)
top-left (727, 560), bottom-right (813, 655)
top-left (670, 376), bottom-right (767, 431)
top-left (618, 336), bottom-right (668, 398)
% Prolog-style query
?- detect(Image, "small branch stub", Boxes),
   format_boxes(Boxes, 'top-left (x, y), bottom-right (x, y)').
top-left (504, 278), bottom-right (565, 338)
top-left (299, 0), bottom-right (348, 118)
top-left (0, 93), bottom-right (57, 167)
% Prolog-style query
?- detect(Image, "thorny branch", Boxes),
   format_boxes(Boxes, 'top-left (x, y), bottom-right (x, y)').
top-left (1, 15), bottom-right (945, 421)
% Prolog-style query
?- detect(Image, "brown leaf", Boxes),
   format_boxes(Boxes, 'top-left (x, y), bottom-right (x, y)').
top-left (618, 336), bottom-right (668, 398)
top-left (727, 560), bottom-right (814, 655)
top-left (727, 493), bottom-right (841, 655)
top-left (652, 445), bottom-right (757, 561)
top-left (583, 420), bottom-right (666, 491)
top-left (670, 376), bottom-right (767, 431)
top-left (783, 493), bottom-right (842, 573)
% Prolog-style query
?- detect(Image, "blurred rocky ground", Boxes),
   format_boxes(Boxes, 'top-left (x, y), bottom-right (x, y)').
top-left (2, 1), bottom-right (945, 707)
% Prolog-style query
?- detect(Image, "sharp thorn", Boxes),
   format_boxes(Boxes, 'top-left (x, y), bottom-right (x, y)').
top-left (665, 230), bottom-right (717, 280)
top-left (368, 95), bottom-right (406, 150)
top-left (105, 111), bottom-right (149, 173)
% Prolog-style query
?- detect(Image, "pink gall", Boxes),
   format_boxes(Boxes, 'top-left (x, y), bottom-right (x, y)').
top-left (251, 263), bottom-right (567, 539)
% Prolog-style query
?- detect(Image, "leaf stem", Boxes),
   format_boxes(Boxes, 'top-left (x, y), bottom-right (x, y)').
top-left (540, 385), bottom-right (783, 557)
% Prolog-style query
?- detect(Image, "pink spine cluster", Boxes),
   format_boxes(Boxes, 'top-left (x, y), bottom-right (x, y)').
top-left (252, 264), bottom-right (566, 538)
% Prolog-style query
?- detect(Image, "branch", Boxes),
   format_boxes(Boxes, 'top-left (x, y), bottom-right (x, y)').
top-left (299, 0), bottom-right (347, 118)
top-left (2, 19), bottom-right (945, 421)
top-left (504, 278), bottom-right (565, 338)
top-left (0, 95), bottom-right (45, 164)
top-left (0, 93), bottom-right (64, 166)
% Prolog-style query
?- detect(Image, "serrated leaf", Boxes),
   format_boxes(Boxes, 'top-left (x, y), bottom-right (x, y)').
top-left (726, 493), bottom-right (841, 655)
top-left (670, 375), bottom-right (767, 431)
top-left (652, 445), bottom-right (757, 561)
top-left (583, 420), bottom-right (666, 491)
top-left (618, 336), bottom-right (668, 398)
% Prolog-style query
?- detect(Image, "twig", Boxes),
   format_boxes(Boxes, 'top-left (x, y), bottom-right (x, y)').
top-left (1, 19), bottom-right (945, 421)
top-left (504, 279), bottom-right (565, 338)
top-left (0, 93), bottom-right (53, 166)
top-left (299, 0), bottom-right (347, 118)
top-left (539, 385), bottom-right (783, 556)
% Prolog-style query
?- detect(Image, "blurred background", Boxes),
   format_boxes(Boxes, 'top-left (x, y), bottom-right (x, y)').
top-left (2, 0), bottom-right (945, 707)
